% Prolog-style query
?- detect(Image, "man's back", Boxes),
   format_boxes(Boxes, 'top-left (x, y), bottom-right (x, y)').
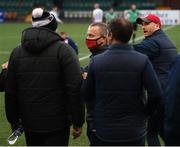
top-left (6, 27), bottom-right (84, 132)
top-left (6, 8), bottom-right (84, 146)
top-left (85, 44), bottom-right (162, 142)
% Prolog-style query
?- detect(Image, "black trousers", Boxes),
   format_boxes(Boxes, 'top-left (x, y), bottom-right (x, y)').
top-left (165, 132), bottom-right (180, 146)
top-left (147, 99), bottom-right (164, 145)
top-left (92, 133), bottom-right (145, 146)
top-left (87, 121), bottom-right (95, 145)
top-left (24, 126), bottom-right (70, 146)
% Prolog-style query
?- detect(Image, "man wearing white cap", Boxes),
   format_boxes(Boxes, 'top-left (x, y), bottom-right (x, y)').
top-left (5, 8), bottom-right (84, 146)
top-left (134, 14), bottom-right (177, 146)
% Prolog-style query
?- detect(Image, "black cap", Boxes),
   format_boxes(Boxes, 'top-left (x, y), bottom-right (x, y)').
top-left (136, 17), bottom-right (151, 24)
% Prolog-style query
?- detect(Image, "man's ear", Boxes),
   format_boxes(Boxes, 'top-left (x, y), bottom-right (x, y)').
top-left (106, 32), bottom-right (113, 45)
top-left (108, 32), bottom-right (112, 37)
top-left (100, 35), bottom-right (108, 45)
top-left (108, 32), bottom-right (113, 40)
top-left (155, 23), bottom-right (160, 29)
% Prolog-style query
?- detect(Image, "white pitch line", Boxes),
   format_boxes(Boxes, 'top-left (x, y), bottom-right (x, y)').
top-left (79, 55), bottom-right (90, 61)
top-left (0, 36), bottom-right (20, 39)
top-left (0, 51), bottom-right (11, 54)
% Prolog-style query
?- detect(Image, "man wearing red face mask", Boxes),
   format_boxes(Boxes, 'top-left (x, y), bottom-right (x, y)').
top-left (85, 23), bottom-right (108, 56)
top-left (82, 22), bottom-right (108, 80)
top-left (81, 22), bottom-right (108, 145)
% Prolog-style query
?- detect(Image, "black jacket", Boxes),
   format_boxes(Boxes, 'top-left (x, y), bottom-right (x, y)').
top-left (0, 69), bottom-right (7, 92)
top-left (83, 45), bottom-right (108, 72)
top-left (5, 27), bottom-right (84, 132)
top-left (85, 44), bottom-right (162, 142)
top-left (82, 45), bottom-right (108, 129)
top-left (133, 29), bottom-right (177, 91)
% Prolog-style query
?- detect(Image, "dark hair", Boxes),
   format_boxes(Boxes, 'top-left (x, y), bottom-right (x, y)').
top-left (60, 31), bottom-right (67, 35)
top-left (89, 22), bottom-right (108, 36)
top-left (108, 18), bottom-right (133, 43)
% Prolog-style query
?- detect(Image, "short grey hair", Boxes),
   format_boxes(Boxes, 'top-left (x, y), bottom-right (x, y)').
top-left (89, 22), bottom-right (108, 36)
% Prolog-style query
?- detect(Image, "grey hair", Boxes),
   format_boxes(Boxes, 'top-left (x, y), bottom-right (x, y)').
top-left (89, 22), bottom-right (108, 36)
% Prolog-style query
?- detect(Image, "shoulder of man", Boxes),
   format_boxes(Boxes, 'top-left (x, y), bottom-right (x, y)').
top-left (55, 40), bottom-right (78, 60)
top-left (9, 45), bottom-right (23, 59)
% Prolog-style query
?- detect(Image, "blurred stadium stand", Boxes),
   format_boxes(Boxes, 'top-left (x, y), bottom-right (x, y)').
top-left (0, 0), bottom-right (179, 22)
top-left (0, 0), bottom-right (52, 20)
top-left (63, 0), bottom-right (157, 11)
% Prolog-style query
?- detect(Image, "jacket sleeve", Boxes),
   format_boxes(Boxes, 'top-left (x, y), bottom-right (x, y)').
top-left (142, 59), bottom-right (163, 116)
top-left (83, 58), bottom-right (96, 102)
top-left (133, 39), bottom-right (160, 60)
top-left (0, 68), bottom-right (7, 92)
top-left (59, 43), bottom-right (84, 127)
top-left (5, 49), bottom-right (19, 124)
top-left (68, 38), bottom-right (79, 55)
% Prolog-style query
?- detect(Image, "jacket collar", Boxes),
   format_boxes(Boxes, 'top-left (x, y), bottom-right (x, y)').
top-left (90, 45), bottom-right (108, 57)
top-left (109, 43), bottom-right (133, 51)
top-left (146, 29), bottom-right (163, 38)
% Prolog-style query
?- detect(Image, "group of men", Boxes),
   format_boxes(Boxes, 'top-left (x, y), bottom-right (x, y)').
top-left (93, 3), bottom-right (140, 43)
top-left (91, 4), bottom-right (179, 145)
top-left (0, 5), bottom-right (179, 146)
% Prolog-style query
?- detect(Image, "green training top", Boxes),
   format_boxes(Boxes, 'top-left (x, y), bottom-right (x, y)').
top-left (105, 12), bottom-right (118, 23)
top-left (128, 9), bottom-right (139, 23)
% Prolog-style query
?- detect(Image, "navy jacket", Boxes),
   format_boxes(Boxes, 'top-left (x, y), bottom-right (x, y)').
top-left (65, 37), bottom-right (79, 55)
top-left (165, 55), bottom-right (180, 145)
top-left (85, 44), bottom-right (162, 142)
top-left (134, 29), bottom-right (177, 91)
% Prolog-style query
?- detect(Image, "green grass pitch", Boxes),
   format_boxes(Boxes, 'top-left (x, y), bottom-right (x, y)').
top-left (0, 22), bottom-right (180, 145)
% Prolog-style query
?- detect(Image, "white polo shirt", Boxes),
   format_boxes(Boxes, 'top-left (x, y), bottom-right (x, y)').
top-left (93, 8), bottom-right (103, 23)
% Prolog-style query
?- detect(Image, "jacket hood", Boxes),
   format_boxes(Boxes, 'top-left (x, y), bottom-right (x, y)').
top-left (21, 27), bottom-right (62, 53)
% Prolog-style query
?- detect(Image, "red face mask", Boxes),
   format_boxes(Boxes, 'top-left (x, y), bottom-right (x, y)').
top-left (85, 36), bottom-right (103, 50)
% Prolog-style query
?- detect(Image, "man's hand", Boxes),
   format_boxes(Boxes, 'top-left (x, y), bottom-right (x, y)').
top-left (82, 72), bottom-right (88, 80)
top-left (72, 126), bottom-right (82, 139)
top-left (10, 123), bottom-right (19, 132)
top-left (2, 62), bottom-right (8, 69)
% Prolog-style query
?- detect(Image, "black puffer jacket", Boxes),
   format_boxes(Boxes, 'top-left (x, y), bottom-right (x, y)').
top-left (5, 27), bottom-right (84, 132)
top-left (0, 69), bottom-right (7, 92)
